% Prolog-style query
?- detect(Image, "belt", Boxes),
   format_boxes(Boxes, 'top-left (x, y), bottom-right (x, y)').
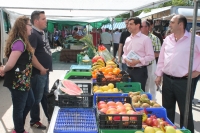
top-left (127, 66), bottom-right (147, 69)
top-left (164, 73), bottom-right (187, 79)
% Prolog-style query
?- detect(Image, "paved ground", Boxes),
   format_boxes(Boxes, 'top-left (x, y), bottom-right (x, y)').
top-left (0, 49), bottom-right (199, 133)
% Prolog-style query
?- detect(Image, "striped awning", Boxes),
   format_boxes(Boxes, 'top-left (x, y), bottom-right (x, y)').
top-left (101, 22), bottom-right (126, 30)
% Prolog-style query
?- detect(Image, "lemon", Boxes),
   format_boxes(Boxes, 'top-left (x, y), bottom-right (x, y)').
top-left (95, 90), bottom-right (103, 93)
top-left (93, 85), bottom-right (99, 90)
top-left (108, 83), bottom-right (114, 89)
top-left (113, 88), bottom-right (118, 92)
top-left (107, 89), bottom-right (113, 93)
top-left (93, 88), bottom-right (98, 92)
top-left (102, 85), bottom-right (109, 91)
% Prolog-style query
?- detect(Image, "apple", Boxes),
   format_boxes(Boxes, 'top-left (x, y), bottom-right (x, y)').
top-left (100, 108), bottom-right (108, 114)
top-left (116, 102), bottom-right (123, 106)
top-left (124, 103), bottom-right (131, 107)
top-left (152, 119), bottom-right (159, 127)
top-left (150, 115), bottom-right (157, 119)
top-left (98, 104), bottom-right (107, 109)
top-left (145, 118), bottom-right (153, 126)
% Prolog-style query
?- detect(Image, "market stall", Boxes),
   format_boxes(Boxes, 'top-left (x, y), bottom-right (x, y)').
top-left (47, 44), bottom-right (191, 133)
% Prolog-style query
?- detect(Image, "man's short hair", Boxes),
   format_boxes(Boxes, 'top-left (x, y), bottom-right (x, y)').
top-left (146, 19), bottom-right (153, 25)
top-left (128, 17), bottom-right (142, 28)
top-left (74, 27), bottom-right (78, 31)
top-left (177, 15), bottom-right (187, 30)
top-left (31, 11), bottom-right (45, 24)
top-left (105, 28), bottom-right (109, 32)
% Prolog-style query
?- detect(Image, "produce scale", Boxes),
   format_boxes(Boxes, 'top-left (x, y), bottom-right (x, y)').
top-left (48, 53), bottom-right (191, 133)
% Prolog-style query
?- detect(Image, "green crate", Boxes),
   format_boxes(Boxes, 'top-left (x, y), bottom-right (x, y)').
top-left (180, 129), bottom-right (191, 133)
top-left (99, 129), bottom-right (143, 133)
top-left (116, 82), bottom-right (143, 93)
top-left (77, 54), bottom-right (83, 63)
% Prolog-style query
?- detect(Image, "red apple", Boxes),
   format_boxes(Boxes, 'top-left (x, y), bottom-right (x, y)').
top-left (145, 118), bottom-right (153, 126)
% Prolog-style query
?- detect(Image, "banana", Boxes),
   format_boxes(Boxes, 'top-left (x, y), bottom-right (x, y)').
top-left (93, 61), bottom-right (105, 66)
top-left (106, 62), bottom-right (116, 65)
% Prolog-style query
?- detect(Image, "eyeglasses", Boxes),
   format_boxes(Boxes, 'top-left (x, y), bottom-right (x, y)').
top-left (27, 24), bottom-right (32, 26)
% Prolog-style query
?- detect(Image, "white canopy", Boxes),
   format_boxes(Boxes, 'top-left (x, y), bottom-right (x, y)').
top-left (0, 0), bottom-right (170, 22)
top-left (138, 6), bottom-right (172, 18)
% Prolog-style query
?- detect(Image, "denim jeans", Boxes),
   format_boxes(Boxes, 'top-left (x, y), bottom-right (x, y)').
top-left (9, 88), bottom-right (34, 133)
top-left (30, 73), bottom-right (50, 124)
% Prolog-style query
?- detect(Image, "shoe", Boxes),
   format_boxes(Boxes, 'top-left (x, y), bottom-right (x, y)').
top-left (30, 121), bottom-right (46, 130)
top-left (12, 130), bottom-right (16, 133)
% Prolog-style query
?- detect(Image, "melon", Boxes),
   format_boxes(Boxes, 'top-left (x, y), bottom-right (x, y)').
top-left (60, 87), bottom-right (80, 95)
top-left (61, 79), bottom-right (83, 95)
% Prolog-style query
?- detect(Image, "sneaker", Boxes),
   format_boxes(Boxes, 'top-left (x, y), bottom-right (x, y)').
top-left (30, 121), bottom-right (46, 129)
top-left (12, 130), bottom-right (16, 133)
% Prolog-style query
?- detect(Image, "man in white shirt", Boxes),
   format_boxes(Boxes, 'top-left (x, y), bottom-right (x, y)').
top-left (113, 28), bottom-right (121, 58)
top-left (101, 28), bottom-right (112, 51)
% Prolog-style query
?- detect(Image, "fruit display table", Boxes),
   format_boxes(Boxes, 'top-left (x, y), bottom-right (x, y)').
top-left (60, 49), bottom-right (83, 62)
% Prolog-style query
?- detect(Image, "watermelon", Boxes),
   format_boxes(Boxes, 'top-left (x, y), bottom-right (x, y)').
top-left (61, 79), bottom-right (83, 95)
top-left (60, 87), bottom-right (80, 95)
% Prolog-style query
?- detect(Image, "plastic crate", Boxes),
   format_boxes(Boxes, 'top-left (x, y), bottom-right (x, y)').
top-left (58, 94), bottom-right (93, 108)
top-left (122, 92), bottom-right (152, 100)
top-left (93, 93), bottom-right (123, 107)
top-left (54, 108), bottom-right (98, 133)
top-left (99, 129), bottom-right (143, 133)
top-left (95, 71), bottom-right (129, 86)
top-left (135, 108), bottom-right (174, 126)
top-left (180, 129), bottom-right (191, 133)
top-left (116, 82), bottom-right (143, 93)
top-left (76, 83), bottom-right (92, 94)
top-left (96, 96), bottom-right (143, 129)
top-left (77, 54), bottom-right (83, 63)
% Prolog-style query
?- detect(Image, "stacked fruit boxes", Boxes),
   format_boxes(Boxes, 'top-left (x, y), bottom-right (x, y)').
top-left (55, 81), bottom-right (98, 133)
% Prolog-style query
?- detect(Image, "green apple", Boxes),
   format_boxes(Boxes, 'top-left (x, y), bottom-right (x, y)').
top-left (156, 131), bottom-right (164, 133)
top-left (144, 126), bottom-right (155, 133)
top-left (135, 131), bottom-right (144, 133)
top-left (165, 126), bottom-right (176, 133)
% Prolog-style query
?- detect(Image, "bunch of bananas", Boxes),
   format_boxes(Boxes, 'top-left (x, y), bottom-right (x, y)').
top-left (91, 59), bottom-right (105, 71)
top-left (106, 60), bottom-right (117, 68)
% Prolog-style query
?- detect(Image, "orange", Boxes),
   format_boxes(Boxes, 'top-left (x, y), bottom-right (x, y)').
top-left (92, 73), bottom-right (97, 79)
top-left (113, 68), bottom-right (121, 75)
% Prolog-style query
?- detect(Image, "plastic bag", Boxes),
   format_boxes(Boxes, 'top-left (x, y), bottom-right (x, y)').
top-left (98, 45), bottom-right (114, 62)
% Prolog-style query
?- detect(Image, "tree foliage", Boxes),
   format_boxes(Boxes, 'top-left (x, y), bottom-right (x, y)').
top-left (115, 0), bottom-right (193, 19)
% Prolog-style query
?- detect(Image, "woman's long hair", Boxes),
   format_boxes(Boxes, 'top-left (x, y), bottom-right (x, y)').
top-left (5, 16), bottom-right (33, 58)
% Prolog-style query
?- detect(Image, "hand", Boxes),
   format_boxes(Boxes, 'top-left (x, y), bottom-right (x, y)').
top-left (129, 59), bottom-right (140, 66)
top-left (155, 76), bottom-right (162, 87)
top-left (40, 68), bottom-right (49, 75)
top-left (124, 58), bottom-right (132, 66)
top-left (185, 71), bottom-right (200, 78)
top-left (0, 66), bottom-right (5, 77)
top-left (118, 58), bottom-right (121, 63)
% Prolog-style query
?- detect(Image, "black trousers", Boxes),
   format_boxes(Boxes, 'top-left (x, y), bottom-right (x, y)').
top-left (113, 43), bottom-right (119, 57)
top-left (162, 74), bottom-right (194, 133)
top-left (127, 66), bottom-right (148, 91)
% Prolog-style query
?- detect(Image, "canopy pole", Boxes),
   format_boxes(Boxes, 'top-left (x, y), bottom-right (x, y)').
top-left (111, 18), bottom-right (114, 57)
top-left (130, 10), bottom-right (134, 17)
top-left (184, 0), bottom-right (199, 128)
